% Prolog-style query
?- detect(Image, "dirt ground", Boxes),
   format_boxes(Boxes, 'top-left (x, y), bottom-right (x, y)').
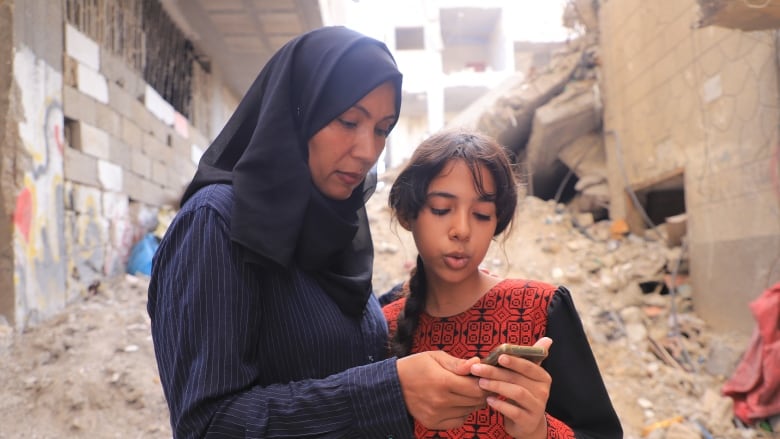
top-left (0, 181), bottom-right (773, 438)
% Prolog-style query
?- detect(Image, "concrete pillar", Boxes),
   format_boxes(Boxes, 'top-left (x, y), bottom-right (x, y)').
top-left (2, 0), bottom-right (68, 329)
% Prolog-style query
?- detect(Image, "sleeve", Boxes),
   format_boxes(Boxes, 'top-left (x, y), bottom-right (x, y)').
top-left (543, 286), bottom-right (623, 439)
top-left (147, 204), bottom-right (412, 438)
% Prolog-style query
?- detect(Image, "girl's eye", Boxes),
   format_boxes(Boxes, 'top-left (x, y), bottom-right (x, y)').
top-left (430, 207), bottom-right (449, 216)
top-left (474, 213), bottom-right (492, 221)
top-left (338, 118), bottom-right (357, 129)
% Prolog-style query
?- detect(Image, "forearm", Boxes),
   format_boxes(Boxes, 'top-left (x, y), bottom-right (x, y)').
top-left (174, 359), bottom-right (412, 438)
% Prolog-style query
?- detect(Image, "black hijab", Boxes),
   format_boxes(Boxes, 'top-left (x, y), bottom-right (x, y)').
top-left (181, 26), bottom-right (403, 318)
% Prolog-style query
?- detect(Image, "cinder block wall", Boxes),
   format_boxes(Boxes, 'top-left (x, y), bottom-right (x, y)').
top-left (1, 1), bottom-right (219, 330)
top-left (61, 23), bottom-right (208, 300)
top-left (599, 0), bottom-right (780, 333)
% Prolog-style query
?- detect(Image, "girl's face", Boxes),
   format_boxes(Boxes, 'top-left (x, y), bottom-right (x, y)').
top-left (407, 158), bottom-right (498, 286)
top-left (307, 81), bottom-right (397, 200)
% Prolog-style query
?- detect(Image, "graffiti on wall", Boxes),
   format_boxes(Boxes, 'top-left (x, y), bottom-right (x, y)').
top-left (12, 47), bottom-right (67, 329)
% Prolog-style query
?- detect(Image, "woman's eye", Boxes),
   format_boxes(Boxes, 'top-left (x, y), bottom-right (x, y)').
top-left (338, 118), bottom-right (357, 129)
top-left (375, 127), bottom-right (391, 137)
top-left (474, 213), bottom-right (492, 221)
top-left (430, 207), bottom-right (449, 216)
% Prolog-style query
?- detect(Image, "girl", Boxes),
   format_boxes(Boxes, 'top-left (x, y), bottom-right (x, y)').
top-left (383, 130), bottom-right (623, 438)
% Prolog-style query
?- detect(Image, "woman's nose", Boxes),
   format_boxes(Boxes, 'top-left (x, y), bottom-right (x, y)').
top-left (352, 129), bottom-right (384, 163)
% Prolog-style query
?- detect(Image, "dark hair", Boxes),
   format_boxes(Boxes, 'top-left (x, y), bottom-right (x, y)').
top-left (387, 129), bottom-right (518, 357)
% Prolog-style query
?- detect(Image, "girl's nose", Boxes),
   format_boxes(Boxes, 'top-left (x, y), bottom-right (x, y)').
top-left (448, 212), bottom-right (470, 241)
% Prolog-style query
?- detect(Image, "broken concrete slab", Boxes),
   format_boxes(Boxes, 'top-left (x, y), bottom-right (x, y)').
top-left (525, 80), bottom-right (602, 172)
top-left (474, 47), bottom-right (584, 155)
top-left (696, 0), bottom-right (780, 31)
top-left (557, 132), bottom-right (607, 179)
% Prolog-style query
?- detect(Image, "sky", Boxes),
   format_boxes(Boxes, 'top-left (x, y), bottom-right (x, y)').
top-left (329, 0), bottom-right (572, 44)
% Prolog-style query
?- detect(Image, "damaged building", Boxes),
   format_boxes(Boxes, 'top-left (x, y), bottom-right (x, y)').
top-left (449, 0), bottom-right (780, 334)
top-left (0, 0), bottom-right (778, 337)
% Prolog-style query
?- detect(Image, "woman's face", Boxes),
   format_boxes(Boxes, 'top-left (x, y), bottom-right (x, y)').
top-left (308, 80), bottom-right (397, 200)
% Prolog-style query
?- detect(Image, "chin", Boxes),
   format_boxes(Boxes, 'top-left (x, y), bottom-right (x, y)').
top-left (323, 187), bottom-right (354, 201)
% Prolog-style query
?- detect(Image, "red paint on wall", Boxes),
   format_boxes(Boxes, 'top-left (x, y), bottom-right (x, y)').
top-left (14, 188), bottom-right (32, 242)
top-left (55, 124), bottom-right (64, 154)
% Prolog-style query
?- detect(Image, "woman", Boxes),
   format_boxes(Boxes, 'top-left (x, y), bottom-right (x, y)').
top-left (148, 27), bottom-right (487, 438)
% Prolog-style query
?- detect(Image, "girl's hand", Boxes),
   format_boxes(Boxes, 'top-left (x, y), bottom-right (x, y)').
top-left (469, 337), bottom-right (554, 438)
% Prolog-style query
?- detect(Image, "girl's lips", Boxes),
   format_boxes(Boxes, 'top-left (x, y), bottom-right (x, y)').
top-left (444, 254), bottom-right (469, 270)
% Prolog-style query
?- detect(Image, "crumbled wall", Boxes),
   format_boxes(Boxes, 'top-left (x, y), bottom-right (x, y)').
top-left (599, 0), bottom-right (780, 332)
top-left (2, 1), bottom-right (214, 331)
top-left (61, 22), bottom-right (206, 300)
top-left (6, 0), bottom-right (68, 329)
top-left (0, 0), bottom-right (16, 327)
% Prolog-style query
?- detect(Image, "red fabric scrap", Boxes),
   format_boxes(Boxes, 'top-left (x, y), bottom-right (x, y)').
top-left (722, 281), bottom-right (780, 423)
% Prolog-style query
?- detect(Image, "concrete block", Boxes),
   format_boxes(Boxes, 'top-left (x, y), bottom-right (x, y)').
top-left (70, 183), bottom-right (102, 215)
top-left (174, 112), bottom-right (189, 138)
top-left (65, 24), bottom-right (99, 70)
top-left (168, 169), bottom-right (189, 195)
top-left (102, 191), bottom-right (129, 220)
top-left (107, 136), bottom-right (131, 170)
top-left (701, 74), bottom-right (722, 104)
top-left (121, 119), bottom-right (144, 150)
top-left (108, 81), bottom-right (141, 121)
top-left (77, 64), bottom-right (108, 104)
top-left (70, 120), bottom-right (109, 160)
top-left (130, 149), bottom-right (151, 178)
top-left (665, 213), bottom-right (687, 247)
top-left (63, 56), bottom-right (78, 88)
top-left (63, 86), bottom-right (97, 126)
top-left (98, 160), bottom-right (123, 192)
top-left (152, 160), bottom-right (168, 187)
top-left (99, 48), bottom-right (144, 96)
top-left (144, 84), bottom-right (175, 126)
top-left (146, 116), bottom-right (171, 147)
top-left (123, 171), bottom-right (144, 203)
top-left (63, 181), bottom-right (73, 211)
top-left (64, 146), bottom-right (100, 187)
top-left (191, 144), bottom-right (204, 165)
top-left (139, 179), bottom-right (168, 206)
top-left (94, 104), bottom-right (122, 139)
top-left (144, 134), bottom-right (172, 163)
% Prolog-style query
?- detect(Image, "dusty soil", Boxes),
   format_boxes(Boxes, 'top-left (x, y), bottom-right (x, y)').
top-left (0, 181), bottom-right (772, 438)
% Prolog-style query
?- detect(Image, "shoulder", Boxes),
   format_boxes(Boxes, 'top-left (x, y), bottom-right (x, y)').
top-left (180, 184), bottom-right (234, 223)
top-left (497, 278), bottom-right (559, 297)
top-left (382, 297), bottom-right (407, 331)
top-left (182, 183), bottom-right (233, 212)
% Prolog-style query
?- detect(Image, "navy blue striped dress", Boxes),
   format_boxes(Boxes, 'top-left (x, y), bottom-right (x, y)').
top-left (148, 184), bottom-right (412, 438)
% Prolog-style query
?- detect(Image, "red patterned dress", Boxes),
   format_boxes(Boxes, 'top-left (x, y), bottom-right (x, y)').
top-left (382, 278), bottom-right (623, 439)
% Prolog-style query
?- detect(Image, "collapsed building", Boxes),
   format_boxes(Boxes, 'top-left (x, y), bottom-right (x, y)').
top-left (0, 0), bottom-right (778, 337)
top-left (448, 0), bottom-right (780, 334)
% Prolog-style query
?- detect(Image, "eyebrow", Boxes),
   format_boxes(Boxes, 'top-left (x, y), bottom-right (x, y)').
top-left (427, 191), bottom-right (495, 202)
top-left (353, 103), bottom-right (397, 122)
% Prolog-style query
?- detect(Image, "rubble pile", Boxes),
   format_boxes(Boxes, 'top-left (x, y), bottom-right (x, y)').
top-left (370, 192), bottom-right (764, 439)
top-left (0, 188), bottom-right (768, 438)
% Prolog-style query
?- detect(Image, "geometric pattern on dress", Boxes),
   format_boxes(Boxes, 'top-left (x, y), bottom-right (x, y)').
top-left (387, 279), bottom-right (574, 438)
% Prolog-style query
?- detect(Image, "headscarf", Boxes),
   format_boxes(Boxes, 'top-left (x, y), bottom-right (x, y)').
top-left (181, 26), bottom-right (403, 317)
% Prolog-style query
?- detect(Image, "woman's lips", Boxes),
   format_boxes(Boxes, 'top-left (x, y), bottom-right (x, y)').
top-left (336, 171), bottom-right (363, 187)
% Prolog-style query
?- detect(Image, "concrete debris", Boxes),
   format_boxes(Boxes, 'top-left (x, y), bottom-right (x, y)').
top-left (526, 80), bottom-right (602, 173)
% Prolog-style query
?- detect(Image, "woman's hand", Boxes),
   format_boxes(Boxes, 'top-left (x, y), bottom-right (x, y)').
top-left (397, 351), bottom-right (486, 430)
top-left (469, 337), bottom-right (554, 438)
